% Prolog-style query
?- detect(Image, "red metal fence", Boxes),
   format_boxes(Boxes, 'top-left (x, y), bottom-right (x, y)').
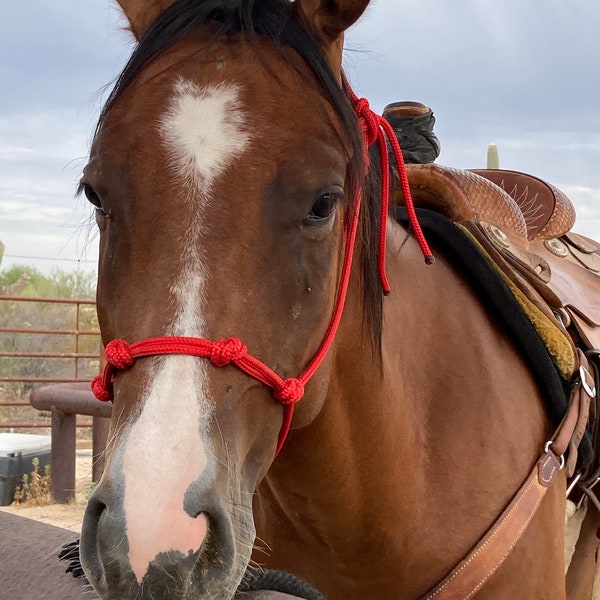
top-left (0, 295), bottom-right (101, 430)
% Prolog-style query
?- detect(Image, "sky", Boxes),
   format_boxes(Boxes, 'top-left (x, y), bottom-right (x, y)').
top-left (1, 0), bottom-right (599, 274)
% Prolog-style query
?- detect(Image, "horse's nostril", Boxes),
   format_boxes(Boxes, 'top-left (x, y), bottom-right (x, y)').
top-left (87, 495), bottom-right (106, 519)
top-left (80, 494), bottom-right (109, 588)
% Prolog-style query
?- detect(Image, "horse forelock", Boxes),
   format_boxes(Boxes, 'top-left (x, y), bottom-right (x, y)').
top-left (95, 0), bottom-right (383, 354)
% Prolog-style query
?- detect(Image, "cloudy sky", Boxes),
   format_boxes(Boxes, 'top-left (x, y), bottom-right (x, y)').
top-left (1, 0), bottom-right (599, 274)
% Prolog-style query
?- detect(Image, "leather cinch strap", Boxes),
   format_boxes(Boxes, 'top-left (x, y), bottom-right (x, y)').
top-left (420, 350), bottom-right (596, 600)
top-left (420, 450), bottom-right (561, 599)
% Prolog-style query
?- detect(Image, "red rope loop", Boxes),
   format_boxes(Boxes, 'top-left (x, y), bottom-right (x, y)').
top-left (353, 97), bottom-right (380, 147)
top-left (210, 337), bottom-right (247, 367)
top-left (92, 374), bottom-right (113, 402)
top-left (346, 85), bottom-right (435, 277)
top-left (273, 378), bottom-right (305, 406)
top-left (105, 339), bottom-right (135, 369)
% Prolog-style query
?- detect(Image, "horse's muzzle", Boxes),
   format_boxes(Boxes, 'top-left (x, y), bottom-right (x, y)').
top-left (80, 485), bottom-right (242, 600)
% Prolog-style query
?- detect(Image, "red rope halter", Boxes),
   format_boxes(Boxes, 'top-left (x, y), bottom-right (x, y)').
top-left (91, 88), bottom-right (432, 456)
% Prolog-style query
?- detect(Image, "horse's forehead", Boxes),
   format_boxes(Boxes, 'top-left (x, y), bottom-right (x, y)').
top-left (159, 79), bottom-right (253, 195)
top-left (88, 35), bottom-right (351, 242)
top-left (97, 36), bottom-right (341, 154)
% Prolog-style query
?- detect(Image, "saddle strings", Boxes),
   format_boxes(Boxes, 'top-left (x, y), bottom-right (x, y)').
top-left (92, 89), bottom-right (432, 455)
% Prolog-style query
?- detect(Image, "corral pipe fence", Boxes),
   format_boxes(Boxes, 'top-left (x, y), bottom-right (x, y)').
top-left (0, 295), bottom-right (109, 502)
top-left (0, 295), bottom-right (101, 430)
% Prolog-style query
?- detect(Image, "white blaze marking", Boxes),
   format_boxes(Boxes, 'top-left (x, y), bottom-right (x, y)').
top-left (122, 79), bottom-right (252, 583)
top-left (123, 357), bottom-right (210, 583)
top-left (160, 78), bottom-right (252, 195)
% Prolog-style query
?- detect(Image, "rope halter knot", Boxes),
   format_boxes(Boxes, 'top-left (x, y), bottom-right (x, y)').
top-left (91, 376), bottom-right (113, 403)
top-left (273, 378), bottom-right (305, 406)
top-left (105, 339), bottom-right (135, 370)
top-left (353, 97), bottom-right (380, 147)
top-left (210, 337), bottom-right (247, 367)
top-left (91, 339), bottom-right (134, 403)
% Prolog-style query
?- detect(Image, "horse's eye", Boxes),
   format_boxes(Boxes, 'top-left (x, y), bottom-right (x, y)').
top-left (305, 191), bottom-right (341, 224)
top-left (80, 181), bottom-right (103, 210)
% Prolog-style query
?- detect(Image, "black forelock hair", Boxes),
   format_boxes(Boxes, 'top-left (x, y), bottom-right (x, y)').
top-left (97, 0), bottom-right (384, 355)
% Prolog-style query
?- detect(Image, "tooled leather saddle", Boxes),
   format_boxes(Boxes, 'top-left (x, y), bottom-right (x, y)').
top-left (394, 164), bottom-right (600, 502)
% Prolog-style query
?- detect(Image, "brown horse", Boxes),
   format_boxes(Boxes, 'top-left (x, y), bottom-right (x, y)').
top-left (78, 0), bottom-right (596, 598)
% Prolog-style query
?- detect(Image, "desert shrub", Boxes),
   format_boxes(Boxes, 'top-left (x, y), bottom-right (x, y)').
top-left (12, 457), bottom-right (52, 506)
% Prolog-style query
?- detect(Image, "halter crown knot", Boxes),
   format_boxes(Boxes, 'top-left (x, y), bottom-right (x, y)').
top-left (91, 376), bottom-right (113, 403)
top-left (210, 337), bottom-right (247, 367)
top-left (353, 97), bottom-right (379, 146)
top-left (274, 378), bottom-right (305, 405)
top-left (105, 339), bottom-right (135, 369)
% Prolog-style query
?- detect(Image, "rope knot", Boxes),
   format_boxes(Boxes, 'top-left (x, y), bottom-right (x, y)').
top-left (210, 337), bottom-right (247, 367)
top-left (105, 339), bottom-right (135, 370)
top-left (354, 97), bottom-right (380, 147)
top-left (91, 375), bottom-right (113, 402)
top-left (273, 378), bottom-right (305, 406)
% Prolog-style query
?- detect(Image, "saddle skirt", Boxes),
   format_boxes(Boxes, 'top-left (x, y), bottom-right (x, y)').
top-left (394, 163), bottom-right (600, 484)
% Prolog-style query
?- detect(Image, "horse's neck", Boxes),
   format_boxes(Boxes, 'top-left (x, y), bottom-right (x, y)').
top-left (254, 228), bottom-right (562, 596)
top-left (260, 224), bottom-right (554, 507)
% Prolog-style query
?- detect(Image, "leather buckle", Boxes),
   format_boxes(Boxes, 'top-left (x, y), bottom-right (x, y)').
top-left (580, 364), bottom-right (596, 398)
top-left (544, 441), bottom-right (565, 471)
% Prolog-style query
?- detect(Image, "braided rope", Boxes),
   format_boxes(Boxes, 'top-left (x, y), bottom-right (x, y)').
top-left (347, 85), bottom-right (435, 294)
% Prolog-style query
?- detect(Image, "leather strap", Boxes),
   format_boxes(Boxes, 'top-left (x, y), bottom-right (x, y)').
top-left (420, 451), bottom-right (561, 600)
top-left (420, 352), bottom-right (596, 600)
top-left (561, 351), bottom-right (595, 477)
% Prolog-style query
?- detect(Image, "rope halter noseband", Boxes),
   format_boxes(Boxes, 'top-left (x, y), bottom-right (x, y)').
top-left (91, 87), bottom-right (433, 456)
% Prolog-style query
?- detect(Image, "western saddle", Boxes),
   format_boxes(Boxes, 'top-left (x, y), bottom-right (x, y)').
top-left (395, 164), bottom-right (600, 501)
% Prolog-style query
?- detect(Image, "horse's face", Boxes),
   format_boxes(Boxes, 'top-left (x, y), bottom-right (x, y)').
top-left (81, 1), bottom-right (369, 598)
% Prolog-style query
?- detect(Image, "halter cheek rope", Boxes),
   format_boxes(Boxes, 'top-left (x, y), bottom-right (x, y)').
top-left (91, 88), bottom-right (432, 456)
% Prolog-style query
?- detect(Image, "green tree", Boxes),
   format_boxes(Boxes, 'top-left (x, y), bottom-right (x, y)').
top-left (0, 265), bottom-right (97, 299)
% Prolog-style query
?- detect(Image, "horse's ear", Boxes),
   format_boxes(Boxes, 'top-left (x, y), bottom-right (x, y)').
top-left (115, 0), bottom-right (178, 40)
top-left (295, 0), bottom-right (370, 76)
top-left (298, 0), bottom-right (370, 41)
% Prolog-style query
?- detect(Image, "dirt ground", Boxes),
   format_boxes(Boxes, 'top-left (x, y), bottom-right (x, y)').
top-left (0, 453), bottom-right (92, 532)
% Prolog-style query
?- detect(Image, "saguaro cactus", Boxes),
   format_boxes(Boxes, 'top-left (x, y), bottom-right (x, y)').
top-left (487, 143), bottom-right (499, 169)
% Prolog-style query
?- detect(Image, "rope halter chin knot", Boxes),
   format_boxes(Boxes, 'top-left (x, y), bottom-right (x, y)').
top-left (91, 87), bottom-right (432, 455)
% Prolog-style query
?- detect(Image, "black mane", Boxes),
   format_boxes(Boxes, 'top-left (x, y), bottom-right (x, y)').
top-left (97, 0), bottom-right (383, 353)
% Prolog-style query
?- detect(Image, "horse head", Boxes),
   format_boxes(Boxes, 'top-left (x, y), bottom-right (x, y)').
top-left (80, 1), bottom-right (374, 598)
